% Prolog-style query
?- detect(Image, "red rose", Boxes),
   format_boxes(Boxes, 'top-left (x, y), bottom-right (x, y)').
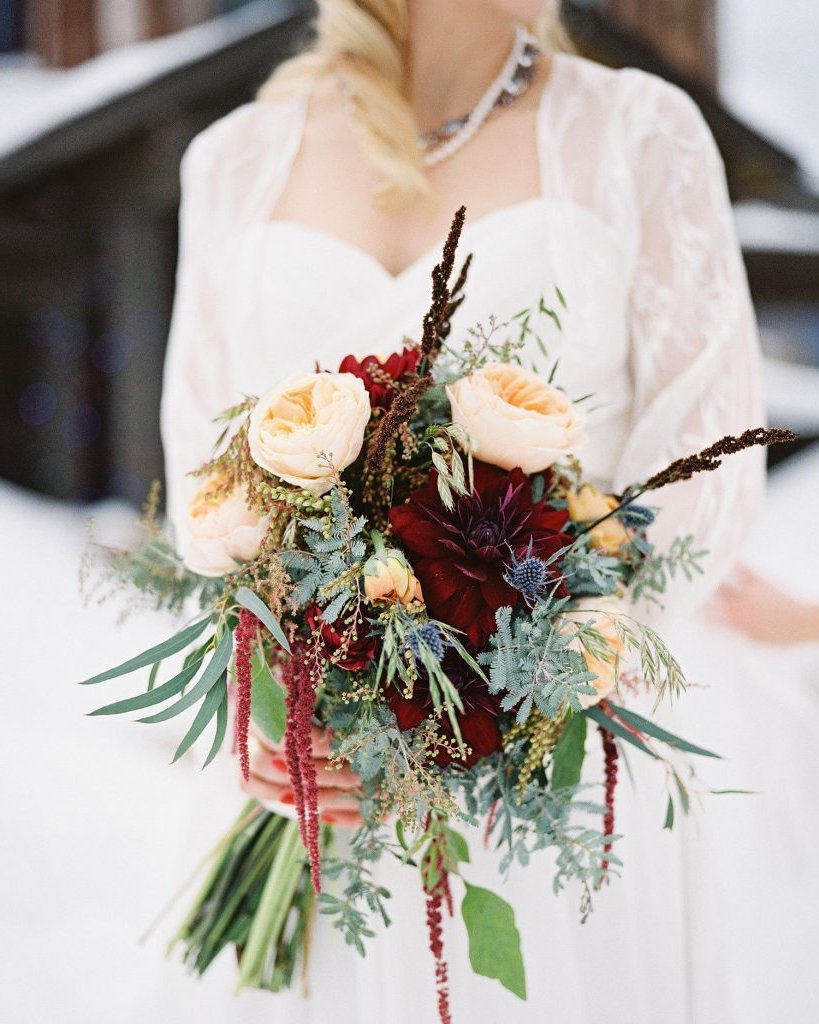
top-left (305, 605), bottom-right (378, 671)
top-left (338, 347), bottom-right (421, 411)
top-left (389, 657), bottom-right (502, 768)
top-left (390, 461), bottom-right (571, 650)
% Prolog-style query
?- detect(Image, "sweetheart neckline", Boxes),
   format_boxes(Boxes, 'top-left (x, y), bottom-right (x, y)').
top-left (261, 195), bottom-right (550, 283)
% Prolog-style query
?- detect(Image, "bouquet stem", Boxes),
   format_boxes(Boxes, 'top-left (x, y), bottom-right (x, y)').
top-left (171, 802), bottom-right (328, 993)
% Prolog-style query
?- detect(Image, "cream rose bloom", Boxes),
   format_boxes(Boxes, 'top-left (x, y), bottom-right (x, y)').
top-left (446, 362), bottom-right (586, 474)
top-left (183, 476), bottom-right (269, 577)
top-left (248, 372), bottom-right (371, 495)
top-left (363, 549), bottom-right (424, 605)
top-left (563, 597), bottom-right (627, 709)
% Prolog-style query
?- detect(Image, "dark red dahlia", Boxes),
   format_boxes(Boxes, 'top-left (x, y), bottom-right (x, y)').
top-left (389, 656), bottom-right (503, 768)
top-left (338, 346), bottom-right (421, 411)
top-left (390, 461), bottom-right (572, 650)
top-left (306, 605), bottom-right (378, 671)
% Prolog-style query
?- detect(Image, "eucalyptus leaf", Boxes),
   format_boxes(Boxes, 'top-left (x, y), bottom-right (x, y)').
top-left (78, 617), bottom-right (210, 685)
top-left (608, 703), bottom-right (721, 759)
top-left (584, 705), bottom-right (658, 759)
top-left (172, 675), bottom-right (227, 763)
top-left (204, 689), bottom-right (229, 768)
top-left (138, 629), bottom-right (232, 724)
top-left (663, 795), bottom-right (675, 830)
top-left (235, 587), bottom-right (291, 653)
top-left (462, 882), bottom-right (526, 1000)
top-left (88, 657), bottom-right (203, 717)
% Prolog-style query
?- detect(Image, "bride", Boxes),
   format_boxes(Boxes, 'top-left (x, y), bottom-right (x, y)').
top-left (160, 1), bottom-right (765, 1021)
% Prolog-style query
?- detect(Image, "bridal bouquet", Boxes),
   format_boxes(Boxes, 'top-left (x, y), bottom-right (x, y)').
top-left (81, 209), bottom-right (788, 1020)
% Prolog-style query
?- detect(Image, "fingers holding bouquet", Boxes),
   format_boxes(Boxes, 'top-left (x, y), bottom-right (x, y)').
top-left (242, 723), bottom-right (364, 828)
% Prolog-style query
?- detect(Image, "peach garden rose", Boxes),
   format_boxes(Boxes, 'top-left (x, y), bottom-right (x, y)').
top-left (183, 474), bottom-right (269, 577)
top-left (248, 372), bottom-right (371, 496)
top-left (563, 596), bottom-right (627, 709)
top-left (446, 362), bottom-right (586, 475)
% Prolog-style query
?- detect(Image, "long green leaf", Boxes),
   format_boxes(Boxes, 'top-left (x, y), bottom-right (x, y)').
top-left (550, 713), bottom-right (587, 791)
top-left (250, 647), bottom-right (286, 744)
top-left (234, 588), bottom-right (290, 653)
top-left (172, 675), bottom-right (228, 763)
top-left (78, 617), bottom-right (210, 685)
top-left (462, 882), bottom-right (526, 1000)
top-left (203, 690), bottom-right (229, 768)
top-left (88, 657), bottom-right (204, 717)
top-left (607, 703), bottom-right (721, 759)
top-left (584, 705), bottom-right (658, 759)
top-left (138, 629), bottom-right (232, 724)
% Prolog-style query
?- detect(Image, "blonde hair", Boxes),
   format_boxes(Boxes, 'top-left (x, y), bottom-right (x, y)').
top-left (259, 1), bottom-right (569, 205)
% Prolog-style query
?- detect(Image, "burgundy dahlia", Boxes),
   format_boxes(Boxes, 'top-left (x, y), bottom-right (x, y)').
top-left (389, 656), bottom-right (503, 768)
top-left (306, 604), bottom-right (378, 671)
top-left (390, 461), bottom-right (572, 650)
top-left (338, 346), bottom-right (421, 411)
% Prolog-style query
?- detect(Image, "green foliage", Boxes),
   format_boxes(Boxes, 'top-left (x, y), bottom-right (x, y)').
top-left (234, 587), bottom-right (290, 651)
top-left (480, 599), bottom-right (598, 723)
top-left (282, 487), bottom-right (367, 621)
top-left (82, 526), bottom-right (224, 618)
top-left (79, 616), bottom-right (210, 685)
top-left (462, 883), bottom-right (527, 1000)
top-left (319, 822), bottom-right (393, 956)
top-left (613, 615), bottom-right (687, 705)
top-left (550, 713), bottom-right (587, 792)
top-left (251, 646), bottom-right (286, 744)
top-left (563, 537), bottom-right (624, 598)
top-left (629, 535), bottom-right (707, 605)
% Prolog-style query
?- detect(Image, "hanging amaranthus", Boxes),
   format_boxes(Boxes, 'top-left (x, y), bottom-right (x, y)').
top-left (280, 639), bottom-right (322, 892)
top-left (233, 608), bottom-right (258, 782)
top-left (599, 724), bottom-right (619, 880)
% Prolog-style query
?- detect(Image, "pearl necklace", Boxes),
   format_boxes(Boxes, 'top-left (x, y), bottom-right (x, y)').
top-left (420, 26), bottom-right (541, 167)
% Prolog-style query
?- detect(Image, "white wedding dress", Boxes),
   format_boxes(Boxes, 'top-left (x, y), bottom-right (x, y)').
top-left (158, 53), bottom-right (788, 1024)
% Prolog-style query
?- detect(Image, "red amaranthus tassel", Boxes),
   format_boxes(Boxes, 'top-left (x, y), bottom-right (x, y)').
top-left (280, 639), bottom-right (322, 892)
top-left (233, 609), bottom-right (258, 782)
top-left (426, 876), bottom-right (452, 1024)
top-left (599, 724), bottom-right (619, 878)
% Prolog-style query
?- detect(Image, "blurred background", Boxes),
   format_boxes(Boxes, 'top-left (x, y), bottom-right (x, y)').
top-left (0, 0), bottom-right (816, 504)
top-left (1, 3), bottom-right (817, 1022)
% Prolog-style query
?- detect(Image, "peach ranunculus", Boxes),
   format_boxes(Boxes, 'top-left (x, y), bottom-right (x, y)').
top-left (445, 362), bottom-right (586, 475)
top-left (248, 372), bottom-right (371, 496)
top-left (363, 548), bottom-right (423, 606)
top-left (567, 483), bottom-right (630, 556)
top-left (183, 475), bottom-right (270, 577)
top-left (562, 596), bottom-right (627, 709)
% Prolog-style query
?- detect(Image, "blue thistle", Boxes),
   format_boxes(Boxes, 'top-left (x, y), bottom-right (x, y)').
top-left (505, 554), bottom-right (550, 605)
top-left (407, 622), bottom-right (445, 663)
top-left (618, 504), bottom-right (656, 529)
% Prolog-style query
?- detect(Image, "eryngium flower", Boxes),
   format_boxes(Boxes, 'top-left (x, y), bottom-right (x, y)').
top-left (391, 461), bottom-right (572, 650)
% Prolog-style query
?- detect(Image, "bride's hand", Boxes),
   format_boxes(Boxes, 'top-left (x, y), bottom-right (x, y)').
top-left (711, 565), bottom-right (819, 646)
top-left (241, 724), bottom-right (363, 828)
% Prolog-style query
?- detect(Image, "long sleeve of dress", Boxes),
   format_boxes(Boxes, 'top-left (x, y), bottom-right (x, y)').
top-left (160, 131), bottom-right (234, 552)
top-left (613, 80), bottom-right (766, 617)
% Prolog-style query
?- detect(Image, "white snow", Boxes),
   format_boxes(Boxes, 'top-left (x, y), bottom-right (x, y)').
top-left (0, 0), bottom-right (299, 162)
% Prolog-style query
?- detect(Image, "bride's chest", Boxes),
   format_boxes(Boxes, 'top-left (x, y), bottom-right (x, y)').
top-left (213, 199), bottom-right (635, 395)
